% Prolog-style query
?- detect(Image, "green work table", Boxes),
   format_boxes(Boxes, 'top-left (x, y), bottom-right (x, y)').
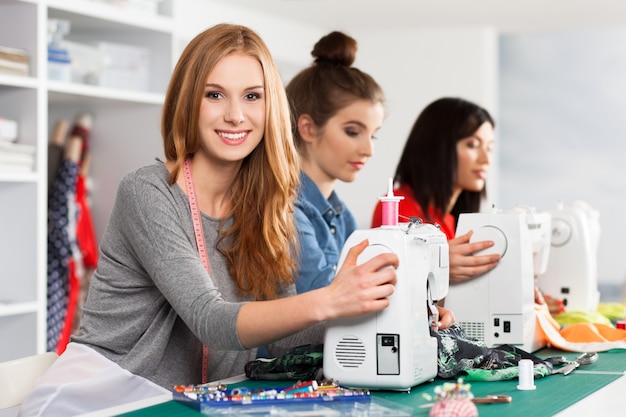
top-left (117, 348), bottom-right (626, 417)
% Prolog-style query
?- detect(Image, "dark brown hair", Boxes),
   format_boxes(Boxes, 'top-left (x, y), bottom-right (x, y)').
top-left (394, 97), bottom-right (495, 223)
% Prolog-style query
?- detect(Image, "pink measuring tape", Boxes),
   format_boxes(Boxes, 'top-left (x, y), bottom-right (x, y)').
top-left (183, 158), bottom-right (211, 384)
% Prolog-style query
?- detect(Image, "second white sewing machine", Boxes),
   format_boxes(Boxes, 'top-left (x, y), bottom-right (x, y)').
top-left (444, 205), bottom-right (551, 353)
top-left (323, 218), bottom-right (449, 391)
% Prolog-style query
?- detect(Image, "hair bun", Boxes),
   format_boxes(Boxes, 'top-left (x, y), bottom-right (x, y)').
top-left (311, 31), bottom-right (357, 67)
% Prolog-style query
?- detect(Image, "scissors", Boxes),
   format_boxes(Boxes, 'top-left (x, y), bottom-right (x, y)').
top-left (549, 352), bottom-right (598, 375)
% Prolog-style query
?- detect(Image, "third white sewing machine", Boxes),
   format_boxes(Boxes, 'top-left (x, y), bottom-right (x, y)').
top-left (444, 205), bottom-right (551, 353)
top-left (537, 201), bottom-right (601, 313)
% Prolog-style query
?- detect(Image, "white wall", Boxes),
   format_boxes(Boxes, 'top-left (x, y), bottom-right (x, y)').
top-left (178, 2), bottom-right (499, 229)
top-left (176, 1), bottom-right (325, 73)
top-left (338, 28), bottom-right (499, 228)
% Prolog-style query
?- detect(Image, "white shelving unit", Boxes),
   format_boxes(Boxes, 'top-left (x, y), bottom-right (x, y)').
top-left (0, 0), bottom-right (176, 362)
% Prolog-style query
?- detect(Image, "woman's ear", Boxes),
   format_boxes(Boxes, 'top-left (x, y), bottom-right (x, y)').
top-left (297, 114), bottom-right (318, 144)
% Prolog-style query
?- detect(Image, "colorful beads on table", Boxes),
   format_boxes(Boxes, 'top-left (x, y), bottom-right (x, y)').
top-left (173, 379), bottom-right (370, 405)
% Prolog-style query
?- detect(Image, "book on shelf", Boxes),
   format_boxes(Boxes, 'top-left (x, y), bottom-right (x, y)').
top-left (0, 45), bottom-right (30, 77)
top-left (0, 141), bottom-right (36, 173)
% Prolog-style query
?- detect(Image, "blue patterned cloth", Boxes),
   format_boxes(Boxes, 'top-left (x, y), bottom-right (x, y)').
top-left (47, 160), bottom-right (78, 351)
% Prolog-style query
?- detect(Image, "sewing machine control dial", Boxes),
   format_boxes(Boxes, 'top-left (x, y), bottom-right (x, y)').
top-left (550, 219), bottom-right (572, 246)
top-left (469, 226), bottom-right (508, 257)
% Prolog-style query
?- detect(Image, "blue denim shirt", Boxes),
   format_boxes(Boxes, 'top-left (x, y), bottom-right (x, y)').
top-left (294, 172), bottom-right (357, 293)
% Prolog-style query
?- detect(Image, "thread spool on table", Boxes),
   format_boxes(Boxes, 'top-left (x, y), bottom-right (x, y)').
top-left (517, 359), bottom-right (536, 390)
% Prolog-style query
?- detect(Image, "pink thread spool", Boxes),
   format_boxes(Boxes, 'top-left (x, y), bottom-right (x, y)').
top-left (379, 178), bottom-right (404, 227)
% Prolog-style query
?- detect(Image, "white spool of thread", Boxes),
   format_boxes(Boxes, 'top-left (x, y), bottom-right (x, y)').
top-left (517, 359), bottom-right (536, 390)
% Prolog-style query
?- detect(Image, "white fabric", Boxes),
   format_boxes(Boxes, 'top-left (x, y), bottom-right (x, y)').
top-left (0, 352), bottom-right (58, 409)
top-left (18, 343), bottom-right (171, 417)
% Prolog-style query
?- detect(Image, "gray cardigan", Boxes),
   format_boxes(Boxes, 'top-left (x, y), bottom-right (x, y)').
top-left (72, 162), bottom-right (324, 388)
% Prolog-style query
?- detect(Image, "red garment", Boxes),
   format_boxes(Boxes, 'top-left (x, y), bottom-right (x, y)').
top-left (56, 174), bottom-right (99, 355)
top-left (75, 175), bottom-right (98, 268)
top-left (56, 258), bottom-right (79, 355)
top-left (370, 183), bottom-right (456, 239)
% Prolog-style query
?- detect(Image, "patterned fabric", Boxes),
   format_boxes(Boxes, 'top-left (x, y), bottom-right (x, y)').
top-left (47, 160), bottom-right (79, 352)
top-left (245, 344), bottom-right (324, 381)
top-left (432, 324), bottom-right (553, 381)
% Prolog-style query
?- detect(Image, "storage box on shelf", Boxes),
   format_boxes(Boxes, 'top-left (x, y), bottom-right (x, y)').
top-left (0, 0), bottom-right (175, 363)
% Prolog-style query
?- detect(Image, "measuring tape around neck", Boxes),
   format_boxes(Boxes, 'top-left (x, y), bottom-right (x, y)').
top-left (183, 158), bottom-right (210, 275)
top-left (182, 157), bottom-right (210, 384)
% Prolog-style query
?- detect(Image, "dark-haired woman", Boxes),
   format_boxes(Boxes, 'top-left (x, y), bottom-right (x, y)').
top-left (371, 97), bottom-right (501, 284)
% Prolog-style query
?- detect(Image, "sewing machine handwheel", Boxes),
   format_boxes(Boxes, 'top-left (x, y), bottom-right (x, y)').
top-left (551, 218), bottom-right (572, 247)
top-left (356, 243), bottom-right (393, 266)
top-left (469, 226), bottom-right (507, 257)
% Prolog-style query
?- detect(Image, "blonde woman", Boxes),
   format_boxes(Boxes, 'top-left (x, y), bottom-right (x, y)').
top-left (20, 24), bottom-right (398, 416)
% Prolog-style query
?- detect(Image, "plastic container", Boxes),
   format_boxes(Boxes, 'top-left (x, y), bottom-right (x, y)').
top-left (98, 41), bottom-right (150, 91)
top-left (47, 46), bottom-right (71, 83)
top-left (64, 41), bottom-right (102, 85)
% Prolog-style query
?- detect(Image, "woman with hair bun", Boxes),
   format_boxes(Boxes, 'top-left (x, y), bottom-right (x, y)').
top-left (286, 31), bottom-right (454, 327)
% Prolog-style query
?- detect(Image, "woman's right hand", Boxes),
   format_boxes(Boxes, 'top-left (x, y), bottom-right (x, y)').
top-left (237, 240), bottom-right (397, 349)
top-left (321, 239), bottom-right (398, 320)
top-left (448, 230), bottom-right (500, 284)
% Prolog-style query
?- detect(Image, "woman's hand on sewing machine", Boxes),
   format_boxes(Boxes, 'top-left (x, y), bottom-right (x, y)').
top-left (435, 306), bottom-right (456, 330)
top-left (534, 286), bottom-right (565, 316)
top-left (321, 239), bottom-right (398, 320)
top-left (448, 230), bottom-right (501, 284)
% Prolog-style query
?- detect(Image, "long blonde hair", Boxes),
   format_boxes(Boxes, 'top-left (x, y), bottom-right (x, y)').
top-left (161, 23), bottom-right (300, 300)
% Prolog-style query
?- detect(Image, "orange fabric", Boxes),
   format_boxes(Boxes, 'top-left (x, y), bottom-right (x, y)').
top-left (560, 322), bottom-right (626, 343)
top-left (537, 305), bottom-right (561, 331)
top-left (535, 304), bottom-right (626, 352)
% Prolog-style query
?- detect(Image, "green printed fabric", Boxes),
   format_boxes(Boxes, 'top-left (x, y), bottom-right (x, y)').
top-left (433, 324), bottom-right (552, 381)
top-left (245, 344), bottom-right (324, 381)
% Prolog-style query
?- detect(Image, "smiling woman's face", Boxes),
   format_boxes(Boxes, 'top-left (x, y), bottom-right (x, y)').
top-left (197, 52), bottom-right (266, 165)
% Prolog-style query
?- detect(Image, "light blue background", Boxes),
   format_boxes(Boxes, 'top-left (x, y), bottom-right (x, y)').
top-left (499, 28), bottom-right (626, 285)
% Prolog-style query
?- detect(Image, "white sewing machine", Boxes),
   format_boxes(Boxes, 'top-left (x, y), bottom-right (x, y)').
top-left (444, 206), bottom-right (551, 353)
top-left (537, 201), bottom-right (601, 313)
top-left (323, 219), bottom-right (449, 391)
